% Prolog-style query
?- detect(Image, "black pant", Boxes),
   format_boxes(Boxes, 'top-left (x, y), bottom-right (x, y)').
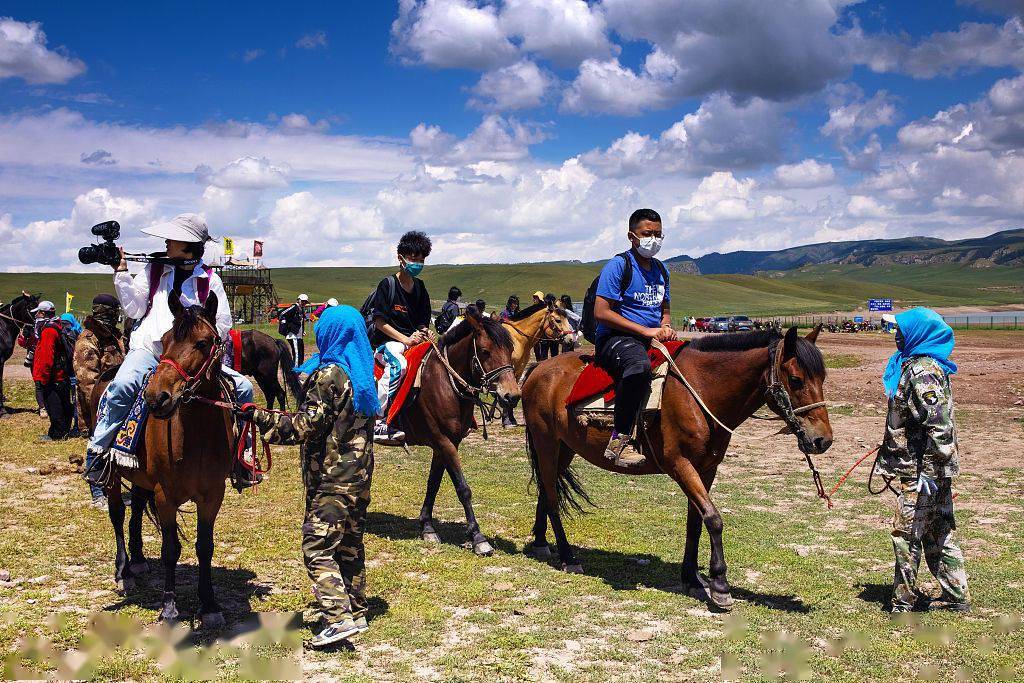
top-left (288, 337), bottom-right (305, 364)
top-left (41, 380), bottom-right (73, 439)
top-left (595, 334), bottom-right (652, 435)
top-left (535, 340), bottom-right (559, 361)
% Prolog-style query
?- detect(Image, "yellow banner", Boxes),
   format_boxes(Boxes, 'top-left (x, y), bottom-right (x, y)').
top-left (223, 237), bottom-right (235, 256)
top-left (65, 292), bottom-right (73, 313)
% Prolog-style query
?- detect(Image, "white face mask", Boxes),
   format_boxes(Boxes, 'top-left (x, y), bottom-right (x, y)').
top-left (632, 233), bottom-right (663, 258)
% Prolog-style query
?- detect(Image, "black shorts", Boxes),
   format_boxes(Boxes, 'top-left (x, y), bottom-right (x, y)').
top-left (595, 334), bottom-right (651, 381)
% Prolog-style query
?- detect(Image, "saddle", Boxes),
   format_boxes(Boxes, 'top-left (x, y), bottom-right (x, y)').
top-left (566, 340), bottom-right (688, 427)
top-left (373, 341), bottom-right (432, 425)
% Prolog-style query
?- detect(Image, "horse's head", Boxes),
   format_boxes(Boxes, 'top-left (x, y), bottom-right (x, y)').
top-left (463, 305), bottom-right (520, 408)
top-left (543, 302), bottom-right (574, 341)
top-left (770, 325), bottom-right (832, 455)
top-left (145, 293), bottom-right (222, 418)
top-left (7, 291), bottom-right (40, 325)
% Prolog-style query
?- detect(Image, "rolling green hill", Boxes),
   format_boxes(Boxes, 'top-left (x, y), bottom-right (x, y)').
top-left (3, 261), bottom-right (1020, 321)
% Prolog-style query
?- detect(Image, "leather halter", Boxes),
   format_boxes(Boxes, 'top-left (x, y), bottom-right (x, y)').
top-left (157, 315), bottom-right (224, 405)
top-left (764, 340), bottom-right (827, 453)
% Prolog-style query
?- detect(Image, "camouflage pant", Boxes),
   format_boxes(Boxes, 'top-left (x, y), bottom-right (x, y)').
top-left (891, 478), bottom-right (970, 609)
top-left (301, 444), bottom-right (373, 625)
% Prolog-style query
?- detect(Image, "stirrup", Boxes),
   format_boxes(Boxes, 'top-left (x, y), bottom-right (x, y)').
top-left (84, 452), bottom-right (117, 489)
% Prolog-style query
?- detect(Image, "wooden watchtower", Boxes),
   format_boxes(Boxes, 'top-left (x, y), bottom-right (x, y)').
top-left (214, 258), bottom-right (279, 324)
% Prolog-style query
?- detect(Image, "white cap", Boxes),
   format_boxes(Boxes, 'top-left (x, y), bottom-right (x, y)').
top-left (141, 213), bottom-right (213, 243)
top-left (298, 293), bottom-right (309, 302)
top-left (326, 297), bottom-right (339, 307)
top-left (882, 313), bottom-right (897, 324)
top-left (31, 300), bottom-right (55, 313)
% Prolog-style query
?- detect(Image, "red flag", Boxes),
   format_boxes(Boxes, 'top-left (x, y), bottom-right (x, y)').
top-left (253, 240), bottom-right (264, 258)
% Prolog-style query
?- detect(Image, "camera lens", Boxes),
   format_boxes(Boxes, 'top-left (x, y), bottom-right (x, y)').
top-left (78, 245), bottom-right (100, 265)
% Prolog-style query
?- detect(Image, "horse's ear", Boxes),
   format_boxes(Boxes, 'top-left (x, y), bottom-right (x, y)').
top-left (547, 301), bottom-right (555, 312)
top-left (204, 292), bottom-right (219, 324)
top-left (465, 305), bottom-right (483, 330)
top-left (805, 323), bottom-right (822, 345)
top-left (783, 326), bottom-right (798, 359)
top-left (168, 291), bottom-right (184, 318)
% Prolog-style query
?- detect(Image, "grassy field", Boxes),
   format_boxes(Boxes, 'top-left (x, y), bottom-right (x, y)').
top-left (1, 362), bottom-right (1023, 680)
top-left (3, 262), bottom-right (1022, 321)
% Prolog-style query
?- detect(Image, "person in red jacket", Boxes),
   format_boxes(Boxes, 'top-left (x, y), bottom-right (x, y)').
top-left (32, 308), bottom-right (74, 441)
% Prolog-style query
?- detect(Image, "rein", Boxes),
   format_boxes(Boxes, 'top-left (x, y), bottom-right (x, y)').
top-left (430, 335), bottom-right (515, 440)
top-left (650, 337), bottom-right (833, 508)
top-left (157, 316), bottom-right (224, 404)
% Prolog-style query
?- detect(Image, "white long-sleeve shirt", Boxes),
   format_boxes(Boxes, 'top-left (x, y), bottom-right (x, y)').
top-left (114, 262), bottom-right (232, 356)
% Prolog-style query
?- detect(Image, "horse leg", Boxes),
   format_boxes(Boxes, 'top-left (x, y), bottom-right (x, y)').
top-left (440, 447), bottom-right (493, 556)
top-left (524, 493), bottom-right (553, 560)
top-left (155, 493), bottom-right (182, 623)
top-left (418, 454), bottom-right (446, 543)
top-left (107, 480), bottom-right (133, 594)
top-left (537, 439), bottom-right (581, 572)
top-left (195, 494), bottom-right (226, 630)
top-left (127, 485), bottom-right (151, 576)
top-left (680, 465), bottom-right (718, 595)
top-left (669, 458), bottom-right (732, 610)
top-left (254, 374), bottom-right (276, 410)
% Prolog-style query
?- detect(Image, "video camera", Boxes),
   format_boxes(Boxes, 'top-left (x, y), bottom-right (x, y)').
top-left (78, 221), bottom-right (166, 267)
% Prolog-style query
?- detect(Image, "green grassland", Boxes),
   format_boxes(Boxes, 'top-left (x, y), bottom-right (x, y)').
top-left (2, 262), bottom-right (1021, 320)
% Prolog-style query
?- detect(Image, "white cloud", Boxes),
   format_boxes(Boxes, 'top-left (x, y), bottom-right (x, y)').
top-left (774, 159), bottom-right (837, 188)
top-left (0, 17), bottom-right (85, 84)
top-left (671, 172), bottom-right (759, 224)
top-left (242, 48), bottom-right (265, 63)
top-left (846, 194), bottom-right (891, 218)
top-left (197, 156), bottom-right (289, 190)
top-left (468, 60), bottom-right (554, 111)
top-left (391, 0), bottom-right (518, 69)
top-left (411, 114), bottom-right (547, 165)
top-left (560, 57), bottom-right (669, 115)
top-left (295, 31), bottom-right (328, 50)
top-left (275, 113), bottom-right (330, 135)
top-left (499, 0), bottom-right (614, 66)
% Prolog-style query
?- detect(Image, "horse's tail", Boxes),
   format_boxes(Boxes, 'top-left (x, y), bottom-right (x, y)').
top-left (525, 421), bottom-right (593, 518)
top-left (276, 339), bottom-right (305, 407)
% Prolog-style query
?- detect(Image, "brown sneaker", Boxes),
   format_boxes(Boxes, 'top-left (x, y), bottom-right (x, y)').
top-left (604, 432), bottom-right (646, 468)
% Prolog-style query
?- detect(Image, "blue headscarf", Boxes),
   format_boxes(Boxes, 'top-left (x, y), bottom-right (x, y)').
top-left (60, 313), bottom-right (82, 335)
top-left (882, 307), bottom-right (957, 397)
top-left (293, 305), bottom-right (380, 416)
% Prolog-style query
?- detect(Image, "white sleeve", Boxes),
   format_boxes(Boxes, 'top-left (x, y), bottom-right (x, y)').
top-left (114, 265), bottom-right (151, 319)
top-left (209, 273), bottom-right (232, 340)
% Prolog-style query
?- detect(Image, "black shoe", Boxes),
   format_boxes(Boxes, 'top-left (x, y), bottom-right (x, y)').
top-left (231, 459), bottom-right (263, 492)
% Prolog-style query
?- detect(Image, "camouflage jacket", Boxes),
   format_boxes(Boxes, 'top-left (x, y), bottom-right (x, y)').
top-left (72, 316), bottom-right (125, 397)
top-left (877, 356), bottom-right (959, 480)
top-left (252, 364), bottom-right (374, 493)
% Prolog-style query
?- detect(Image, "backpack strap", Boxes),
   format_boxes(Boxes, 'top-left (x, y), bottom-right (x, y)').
top-left (197, 264), bottom-right (213, 304)
top-left (616, 251), bottom-right (634, 302)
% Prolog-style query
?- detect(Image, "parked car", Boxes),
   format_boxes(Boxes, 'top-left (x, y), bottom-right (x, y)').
top-left (695, 317), bottom-right (712, 332)
top-left (709, 316), bottom-right (731, 332)
top-left (729, 315), bottom-right (754, 332)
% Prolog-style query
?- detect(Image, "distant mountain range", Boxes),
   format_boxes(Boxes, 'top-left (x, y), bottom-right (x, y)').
top-left (665, 228), bottom-right (1024, 275)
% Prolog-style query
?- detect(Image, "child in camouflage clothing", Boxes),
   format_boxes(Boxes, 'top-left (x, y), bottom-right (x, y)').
top-left (243, 305), bottom-right (380, 648)
top-left (877, 307), bottom-right (970, 614)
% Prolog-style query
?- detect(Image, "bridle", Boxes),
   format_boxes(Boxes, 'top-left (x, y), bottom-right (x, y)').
top-left (763, 340), bottom-right (828, 452)
top-left (156, 316), bottom-right (225, 406)
top-left (503, 308), bottom-right (570, 343)
top-left (431, 331), bottom-right (515, 440)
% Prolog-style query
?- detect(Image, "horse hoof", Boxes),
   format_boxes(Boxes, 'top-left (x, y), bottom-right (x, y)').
top-left (422, 531), bottom-right (442, 544)
top-left (561, 563), bottom-right (584, 574)
top-left (473, 540), bottom-right (495, 557)
top-left (129, 560), bottom-right (150, 576)
top-left (200, 612), bottom-right (226, 631)
top-left (116, 577), bottom-right (135, 595)
top-left (710, 590), bottom-right (735, 612)
top-left (524, 543), bottom-right (553, 560)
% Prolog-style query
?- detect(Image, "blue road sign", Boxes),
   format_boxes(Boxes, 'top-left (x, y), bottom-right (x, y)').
top-left (868, 299), bottom-right (893, 312)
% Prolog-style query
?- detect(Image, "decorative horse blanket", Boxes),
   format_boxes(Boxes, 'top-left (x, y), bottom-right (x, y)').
top-left (374, 341), bottom-right (432, 425)
top-left (110, 372), bottom-right (152, 467)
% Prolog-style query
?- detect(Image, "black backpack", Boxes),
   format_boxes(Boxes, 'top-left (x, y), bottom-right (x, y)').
top-left (434, 300), bottom-right (459, 334)
top-left (580, 251), bottom-right (669, 343)
top-left (359, 276), bottom-right (396, 338)
top-left (277, 304), bottom-right (299, 336)
top-left (44, 320), bottom-right (79, 376)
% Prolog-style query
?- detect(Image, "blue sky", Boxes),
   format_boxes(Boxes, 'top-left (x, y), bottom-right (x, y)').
top-left (2, 1), bottom-right (1024, 269)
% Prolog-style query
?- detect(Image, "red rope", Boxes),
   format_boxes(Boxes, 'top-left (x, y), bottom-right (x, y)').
top-left (828, 445), bottom-right (880, 501)
top-left (187, 397), bottom-right (292, 481)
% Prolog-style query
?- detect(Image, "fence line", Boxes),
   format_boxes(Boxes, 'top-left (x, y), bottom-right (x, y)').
top-left (752, 314), bottom-right (1021, 330)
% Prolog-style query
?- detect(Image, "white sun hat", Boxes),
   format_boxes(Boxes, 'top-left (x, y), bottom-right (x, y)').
top-left (298, 294), bottom-right (309, 302)
top-left (30, 300), bottom-right (56, 313)
top-left (141, 213), bottom-right (214, 243)
top-left (326, 297), bottom-right (339, 307)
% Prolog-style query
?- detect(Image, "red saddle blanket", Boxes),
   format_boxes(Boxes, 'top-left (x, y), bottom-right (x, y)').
top-left (374, 342), bottom-right (432, 424)
top-left (565, 340), bottom-right (688, 407)
top-left (228, 329), bottom-right (243, 372)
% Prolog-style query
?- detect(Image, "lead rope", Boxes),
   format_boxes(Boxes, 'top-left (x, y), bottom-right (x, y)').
top-left (649, 339), bottom-right (734, 435)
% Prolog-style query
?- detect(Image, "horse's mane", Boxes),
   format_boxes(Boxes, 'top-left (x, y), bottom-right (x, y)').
top-left (441, 310), bottom-right (513, 351)
top-left (690, 330), bottom-right (825, 378)
top-left (172, 305), bottom-right (208, 342)
top-left (1, 293), bottom-right (32, 313)
top-left (509, 302), bottom-right (545, 321)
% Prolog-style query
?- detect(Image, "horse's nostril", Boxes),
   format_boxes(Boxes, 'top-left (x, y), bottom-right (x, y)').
top-left (156, 391), bottom-right (171, 407)
top-left (814, 436), bottom-right (832, 452)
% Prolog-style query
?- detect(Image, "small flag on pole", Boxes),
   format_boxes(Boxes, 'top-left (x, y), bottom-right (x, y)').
top-left (65, 292), bottom-right (74, 313)
top-left (253, 240), bottom-right (264, 258)
top-left (223, 237), bottom-right (235, 256)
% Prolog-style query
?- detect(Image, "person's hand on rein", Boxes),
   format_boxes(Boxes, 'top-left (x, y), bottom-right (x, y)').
top-left (654, 325), bottom-right (676, 342)
top-left (234, 402), bottom-right (257, 421)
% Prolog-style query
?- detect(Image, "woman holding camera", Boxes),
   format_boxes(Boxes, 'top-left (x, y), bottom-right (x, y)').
top-left (84, 214), bottom-right (256, 489)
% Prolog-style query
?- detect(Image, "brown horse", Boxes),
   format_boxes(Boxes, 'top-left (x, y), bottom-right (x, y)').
top-left (398, 306), bottom-right (520, 555)
top-left (101, 293), bottom-right (235, 628)
top-left (498, 302), bottom-right (574, 426)
top-left (238, 329), bottom-right (303, 411)
top-left (521, 327), bottom-right (832, 610)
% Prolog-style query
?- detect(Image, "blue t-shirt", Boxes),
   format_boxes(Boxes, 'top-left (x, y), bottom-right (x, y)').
top-left (595, 251), bottom-right (670, 343)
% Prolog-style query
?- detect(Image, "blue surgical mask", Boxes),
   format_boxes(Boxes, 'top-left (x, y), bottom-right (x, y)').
top-left (403, 259), bottom-right (424, 277)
